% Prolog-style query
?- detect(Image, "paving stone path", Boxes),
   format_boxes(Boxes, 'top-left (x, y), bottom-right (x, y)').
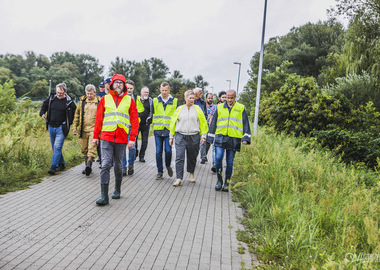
top-left (0, 137), bottom-right (257, 269)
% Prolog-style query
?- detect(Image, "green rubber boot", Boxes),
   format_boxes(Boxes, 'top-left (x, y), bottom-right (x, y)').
top-left (96, 184), bottom-right (109, 205)
top-left (215, 173), bottom-right (223, 191)
top-left (112, 179), bottom-right (122, 199)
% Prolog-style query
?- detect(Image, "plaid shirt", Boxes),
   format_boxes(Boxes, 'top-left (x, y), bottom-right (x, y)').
top-left (207, 104), bottom-right (217, 121)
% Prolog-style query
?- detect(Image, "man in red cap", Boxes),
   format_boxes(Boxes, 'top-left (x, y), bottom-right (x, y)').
top-left (93, 74), bottom-right (139, 205)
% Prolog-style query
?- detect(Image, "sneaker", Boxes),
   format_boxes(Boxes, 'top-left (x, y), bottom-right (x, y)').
top-left (189, 173), bottom-right (195, 183)
top-left (166, 167), bottom-right (173, 177)
top-left (200, 160), bottom-right (206, 164)
top-left (139, 157), bottom-right (145, 163)
top-left (82, 169), bottom-right (86, 174)
top-left (128, 164), bottom-right (134, 175)
top-left (48, 166), bottom-right (57, 175)
top-left (122, 168), bottom-right (127, 177)
top-left (156, 172), bottom-right (163, 180)
top-left (58, 164), bottom-right (66, 171)
top-left (211, 166), bottom-right (216, 173)
top-left (173, 179), bottom-right (181, 187)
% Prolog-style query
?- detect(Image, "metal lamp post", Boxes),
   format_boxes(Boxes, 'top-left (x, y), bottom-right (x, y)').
top-left (226, 80), bottom-right (231, 89)
top-left (233, 62), bottom-right (241, 95)
top-left (253, 0), bottom-right (268, 136)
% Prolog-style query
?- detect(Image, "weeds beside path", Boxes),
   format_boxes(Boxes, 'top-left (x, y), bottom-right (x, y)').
top-left (0, 107), bottom-right (82, 194)
top-left (232, 128), bottom-right (380, 269)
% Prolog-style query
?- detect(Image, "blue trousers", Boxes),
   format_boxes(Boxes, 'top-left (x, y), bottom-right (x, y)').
top-left (48, 125), bottom-right (65, 168)
top-left (154, 135), bottom-right (172, 173)
top-left (215, 146), bottom-right (236, 177)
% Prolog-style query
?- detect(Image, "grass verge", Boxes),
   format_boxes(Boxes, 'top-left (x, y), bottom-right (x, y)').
top-left (232, 128), bottom-right (380, 269)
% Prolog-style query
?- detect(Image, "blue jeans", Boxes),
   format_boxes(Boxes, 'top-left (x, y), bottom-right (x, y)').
top-left (48, 125), bottom-right (66, 168)
top-left (122, 132), bottom-right (136, 169)
top-left (154, 135), bottom-right (172, 173)
top-left (215, 146), bottom-right (236, 177)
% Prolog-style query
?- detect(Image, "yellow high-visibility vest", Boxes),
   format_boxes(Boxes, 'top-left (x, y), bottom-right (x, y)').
top-left (101, 94), bottom-right (131, 133)
top-left (152, 98), bottom-right (178, 130)
top-left (169, 105), bottom-right (209, 136)
top-left (136, 96), bottom-right (145, 113)
top-left (215, 102), bottom-right (245, 138)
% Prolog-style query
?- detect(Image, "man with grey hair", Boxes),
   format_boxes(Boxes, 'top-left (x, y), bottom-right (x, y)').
top-left (72, 84), bottom-right (101, 176)
top-left (135, 86), bottom-right (153, 162)
top-left (40, 82), bottom-right (77, 175)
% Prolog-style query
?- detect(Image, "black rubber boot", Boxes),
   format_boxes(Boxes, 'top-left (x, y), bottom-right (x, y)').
top-left (85, 160), bottom-right (92, 176)
top-left (112, 179), bottom-right (122, 199)
top-left (82, 161), bottom-right (86, 174)
top-left (222, 176), bottom-right (230, 192)
top-left (215, 173), bottom-right (223, 191)
top-left (96, 184), bottom-right (109, 205)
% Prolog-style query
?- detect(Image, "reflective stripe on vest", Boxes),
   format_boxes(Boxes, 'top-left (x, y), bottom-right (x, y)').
top-left (152, 98), bottom-right (178, 130)
top-left (215, 102), bottom-right (245, 138)
top-left (101, 94), bottom-right (131, 133)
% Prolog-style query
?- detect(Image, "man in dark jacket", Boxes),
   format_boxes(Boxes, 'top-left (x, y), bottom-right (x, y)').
top-left (193, 87), bottom-right (208, 164)
top-left (40, 82), bottom-right (77, 175)
top-left (136, 86), bottom-right (153, 163)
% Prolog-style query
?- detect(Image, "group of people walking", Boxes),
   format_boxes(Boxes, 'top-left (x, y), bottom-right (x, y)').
top-left (39, 74), bottom-right (251, 206)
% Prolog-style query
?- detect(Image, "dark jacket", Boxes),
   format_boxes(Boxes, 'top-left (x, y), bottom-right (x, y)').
top-left (39, 94), bottom-right (77, 137)
top-left (207, 101), bottom-right (251, 152)
top-left (194, 98), bottom-right (207, 119)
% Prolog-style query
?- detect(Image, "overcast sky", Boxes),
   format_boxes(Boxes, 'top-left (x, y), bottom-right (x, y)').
top-left (0, 0), bottom-right (342, 95)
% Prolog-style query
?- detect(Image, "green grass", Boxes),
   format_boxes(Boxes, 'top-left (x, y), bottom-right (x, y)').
top-left (0, 105), bottom-right (82, 194)
top-left (232, 127), bottom-right (380, 269)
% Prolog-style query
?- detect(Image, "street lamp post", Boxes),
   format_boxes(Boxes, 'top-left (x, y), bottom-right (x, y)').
top-left (253, 0), bottom-right (268, 136)
top-left (226, 80), bottom-right (231, 89)
top-left (233, 62), bottom-right (241, 95)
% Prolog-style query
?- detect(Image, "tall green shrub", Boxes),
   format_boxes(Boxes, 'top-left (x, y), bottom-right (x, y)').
top-left (0, 80), bottom-right (16, 114)
top-left (260, 74), bottom-right (347, 136)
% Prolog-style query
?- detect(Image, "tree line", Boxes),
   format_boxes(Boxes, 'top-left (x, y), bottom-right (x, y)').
top-left (0, 52), bottom-right (208, 102)
top-left (239, 0), bottom-right (380, 169)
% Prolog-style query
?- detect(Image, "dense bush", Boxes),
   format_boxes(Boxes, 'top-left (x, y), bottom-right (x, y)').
top-left (324, 73), bottom-right (380, 111)
top-left (260, 74), bottom-right (348, 136)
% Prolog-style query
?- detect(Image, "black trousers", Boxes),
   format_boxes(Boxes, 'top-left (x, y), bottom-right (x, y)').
top-left (138, 124), bottom-right (150, 158)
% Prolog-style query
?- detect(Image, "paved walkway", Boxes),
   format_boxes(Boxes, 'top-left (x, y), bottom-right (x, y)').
top-left (0, 137), bottom-right (257, 270)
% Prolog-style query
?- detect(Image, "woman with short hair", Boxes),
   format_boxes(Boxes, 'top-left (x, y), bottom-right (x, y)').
top-left (169, 90), bottom-right (208, 187)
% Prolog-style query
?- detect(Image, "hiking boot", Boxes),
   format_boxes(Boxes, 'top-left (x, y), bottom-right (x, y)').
top-left (128, 164), bottom-right (134, 175)
top-left (166, 166), bottom-right (173, 177)
top-left (48, 166), bottom-right (57, 175)
top-left (173, 179), bottom-right (181, 187)
top-left (123, 168), bottom-right (127, 177)
top-left (189, 173), bottom-right (195, 183)
top-left (222, 177), bottom-right (230, 192)
top-left (156, 172), bottom-right (163, 180)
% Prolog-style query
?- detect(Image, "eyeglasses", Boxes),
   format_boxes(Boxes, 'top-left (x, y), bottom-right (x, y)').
top-left (113, 81), bottom-right (124, 85)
